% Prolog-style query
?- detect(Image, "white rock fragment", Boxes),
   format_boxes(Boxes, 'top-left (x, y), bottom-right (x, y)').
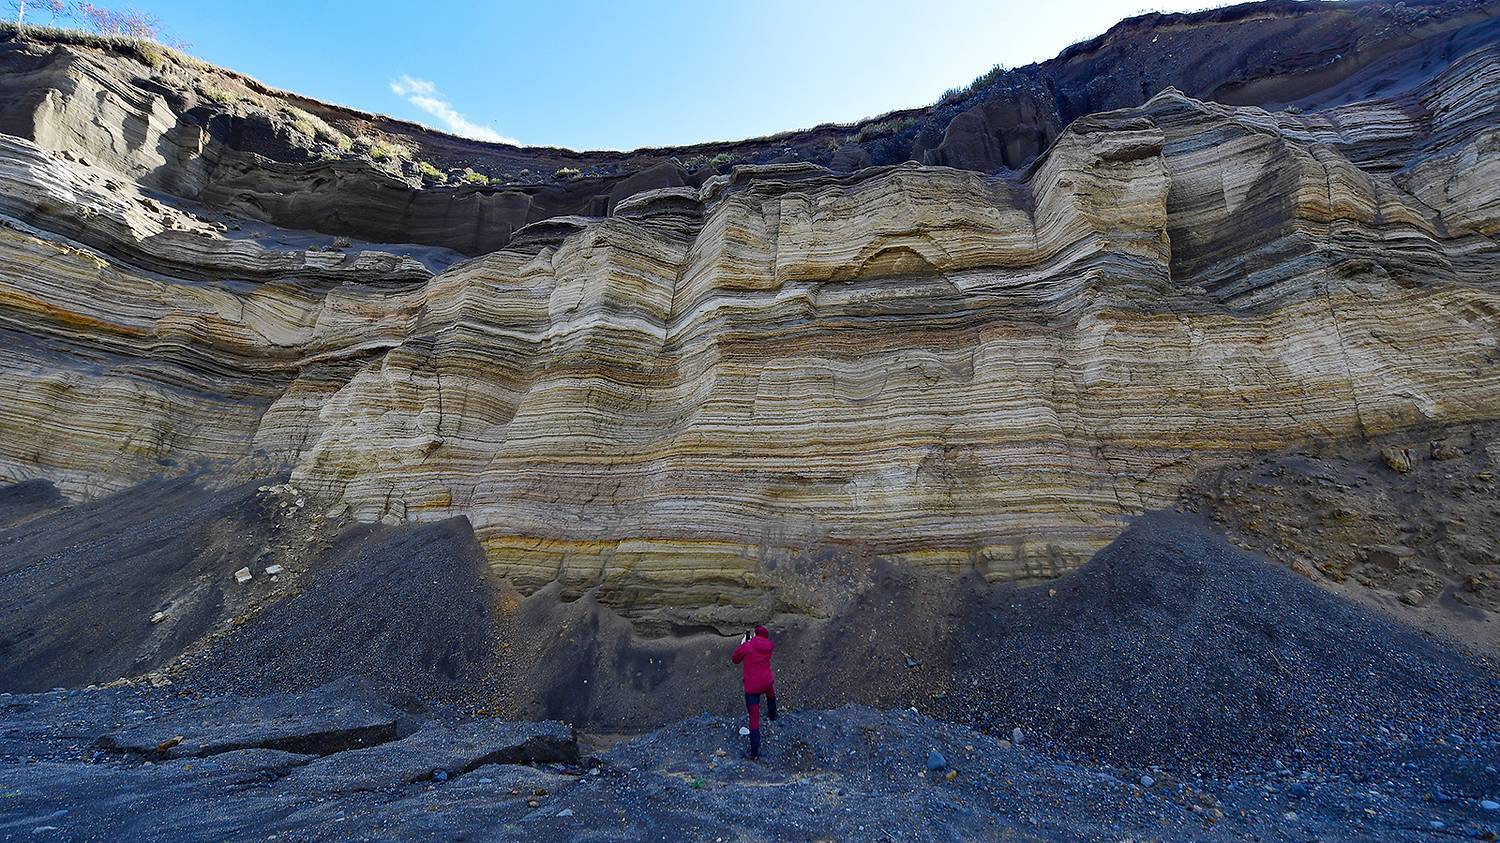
top-left (150, 611), bottom-right (167, 624)
top-left (264, 564), bottom-right (284, 575)
top-left (233, 567), bottom-right (252, 583)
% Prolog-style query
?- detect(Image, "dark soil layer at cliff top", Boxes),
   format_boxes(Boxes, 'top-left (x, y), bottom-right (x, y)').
top-left (4, 0), bottom-right (1492, 256)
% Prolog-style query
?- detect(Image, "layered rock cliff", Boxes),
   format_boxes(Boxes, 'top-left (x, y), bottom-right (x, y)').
top-left (1, 0), bottom-right (1499, 640)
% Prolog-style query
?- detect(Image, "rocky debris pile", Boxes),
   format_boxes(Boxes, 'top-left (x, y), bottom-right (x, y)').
top-left (92, 678), bottom-right (404, 760)
top-left (181, 517), bottom-right (507, 709)
top-left (1, 685), bottom-right (1496, 842)
top-left (0, 682), bottom-right (582, 841)
top-left (0, 475), bottom-right (510, 710)
top-left (258, 482), bottom-right (307, 516)
top-left (1182, 421), bottom-right (1500, 655)
top-left (0, 477), bottom-right (301, 693)
top-left (938, 513), bottom-right (1500, 789)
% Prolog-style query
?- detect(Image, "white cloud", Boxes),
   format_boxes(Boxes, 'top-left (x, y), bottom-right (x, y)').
top-left (389, 74), bottom-right (517, 146)
top-left (390, 75), bottom-right (436, 97)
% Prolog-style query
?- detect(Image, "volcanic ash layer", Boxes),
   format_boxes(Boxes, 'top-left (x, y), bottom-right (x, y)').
top-left (1, 4), bottom-right (1499, 635)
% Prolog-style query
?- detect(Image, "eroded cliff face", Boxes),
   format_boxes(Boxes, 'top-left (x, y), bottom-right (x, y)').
top-left (2, 0), bottom-right (1494, 256)
top-left (2, 2), bottom-right (1499, 635)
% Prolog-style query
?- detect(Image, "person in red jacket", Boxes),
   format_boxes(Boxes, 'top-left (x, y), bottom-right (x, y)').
top-left (731, 625), bottom-right (777, 761)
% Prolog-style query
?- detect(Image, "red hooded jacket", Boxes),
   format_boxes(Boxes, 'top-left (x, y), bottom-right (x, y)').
top-left (732, 626), bottom-right (775, 694)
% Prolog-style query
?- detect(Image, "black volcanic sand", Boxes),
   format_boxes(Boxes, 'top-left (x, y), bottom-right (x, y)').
top-left (0, 476), bottom-right (285, 692)
top-left (0, 477), bottom-right (509, 710)
top-left (490, 512), bottom-right (1498, 795)
top-left (183, 517), bottom-right (506, 709)
top-left (937, 513), bottom-right (1500, 788)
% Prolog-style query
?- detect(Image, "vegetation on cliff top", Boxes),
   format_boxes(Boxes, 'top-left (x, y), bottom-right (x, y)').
top-left (3, 0), bottom-right (189, 66)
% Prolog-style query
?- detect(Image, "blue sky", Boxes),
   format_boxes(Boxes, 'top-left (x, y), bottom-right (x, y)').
top-left (27, 0), bottom-right (1226, 150)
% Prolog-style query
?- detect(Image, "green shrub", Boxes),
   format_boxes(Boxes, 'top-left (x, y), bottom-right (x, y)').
top-left (553, 166), bottom-right (580, 179)
top-left (366, 139), bottom-right (412, 162)
top-left (135, 40), bottom-right (162, 68)
top-left (934, 63), bottom-right (1009, 107)
top-left (459, 168), bottom-right (490, 185)
top-left (852, 116), bottom-right (914, 143)
top-left (199, 85), bottom-right (239, 106)
top-left (708, 152), bottom-right (734, 169)
top-left (281, 106), bottom-right (351, 149)
top-left (416, 160), bottom-right (445, 181)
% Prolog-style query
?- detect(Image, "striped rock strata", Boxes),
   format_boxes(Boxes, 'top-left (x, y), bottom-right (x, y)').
top-left (3, 26), bottom-right (1500, 633)
top-left (4, 2), bottom-right (1495, 255)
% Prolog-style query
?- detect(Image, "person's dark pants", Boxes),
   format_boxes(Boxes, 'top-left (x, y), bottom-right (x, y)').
top-left (745, 686), bottom-right (777, 757)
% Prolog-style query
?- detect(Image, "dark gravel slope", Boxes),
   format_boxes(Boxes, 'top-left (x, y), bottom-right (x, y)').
top-left (941, 512), bottom-right (1500, 785)
top-left (0, 477), bottom-right (281, 692)
top-left (184, 517), bottom-right (506, 709)
top-left (0, 478), bottom-right (67, 529)
top-left (0, 476), bottom-right (507, 709)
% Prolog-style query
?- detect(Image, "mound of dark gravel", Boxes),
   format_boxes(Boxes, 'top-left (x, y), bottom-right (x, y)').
top-left (0, 477), bottom-right (281, 692)
top-left (185, 517), bottom-right (506, 709)
top-left (940, 512), bottom-right (1500, 783)
top-left (0, 475), bottom-right (506, 709)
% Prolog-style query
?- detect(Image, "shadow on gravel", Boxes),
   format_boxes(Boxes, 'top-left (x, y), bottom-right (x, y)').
top-left (184, 517), bottom-right (506, 708)
top-left (0, 478), bottom-right (67, 529)
top-left (0, 476), bottom-right (282, 692)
